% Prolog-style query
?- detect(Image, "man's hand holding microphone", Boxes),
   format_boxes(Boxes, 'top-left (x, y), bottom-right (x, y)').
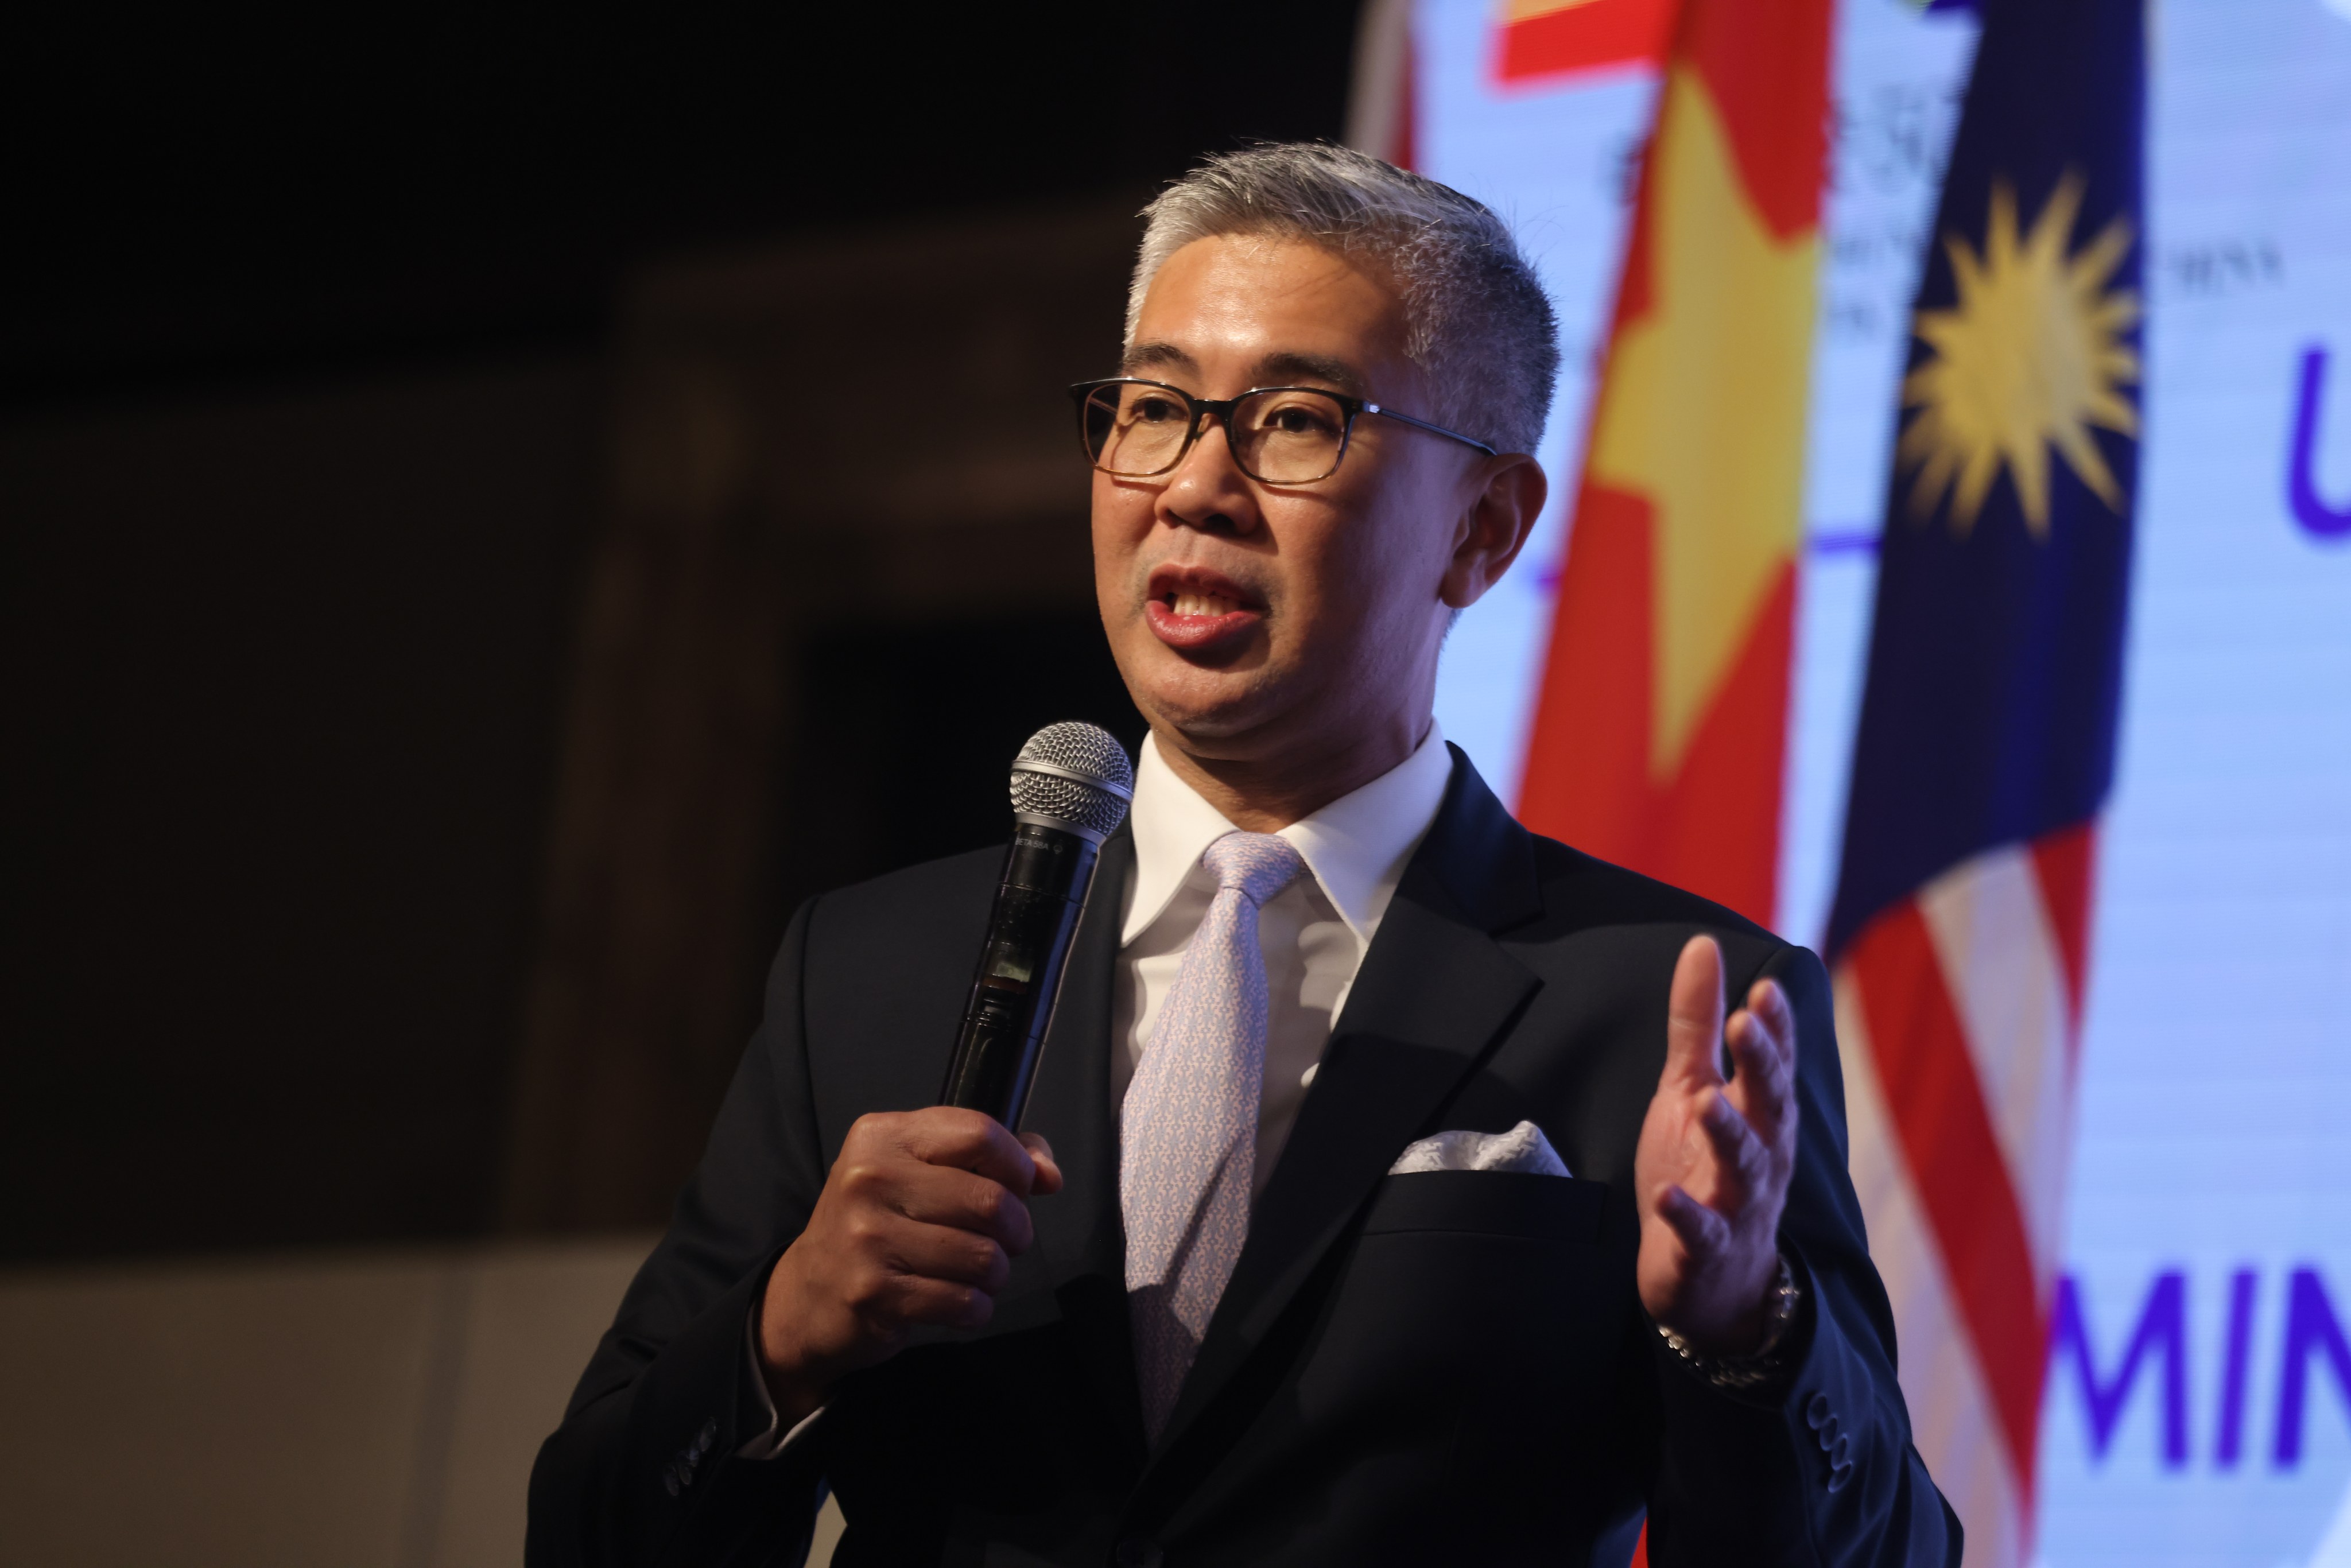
top-left (756, 1111), bottom-right (1061, 1425)
top-left (758, 723), bottom-right (1130, 1425)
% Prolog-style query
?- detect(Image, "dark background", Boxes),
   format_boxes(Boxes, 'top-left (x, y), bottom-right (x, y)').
top-left (2, 6), bottom-right (1359, 407)
top-left (0, 5), bottom-right (1364, 1260)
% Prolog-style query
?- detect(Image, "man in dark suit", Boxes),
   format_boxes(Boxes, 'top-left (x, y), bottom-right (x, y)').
top-left (528, 143), bottom-right (1959, 1566)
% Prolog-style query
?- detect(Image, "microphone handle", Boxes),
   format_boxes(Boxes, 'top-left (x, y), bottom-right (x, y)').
top-left (939, 822), bottom-right (1101, 1127)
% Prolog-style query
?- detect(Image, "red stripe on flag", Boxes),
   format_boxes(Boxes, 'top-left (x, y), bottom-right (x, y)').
top-left (1846, 900), bottom-right (2048, 1482)
top-left (2030, 823), bottom-right (2098, 1030)
top-left (1495, 0), bottom-right (1677, 84)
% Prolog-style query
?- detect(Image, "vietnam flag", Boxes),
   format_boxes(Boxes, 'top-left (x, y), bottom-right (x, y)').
top-left (1515, 0), bottom-right (1831, 927)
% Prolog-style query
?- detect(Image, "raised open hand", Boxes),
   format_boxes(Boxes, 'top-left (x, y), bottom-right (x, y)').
top-left (1634, 935), bottom-right (1799, 1356)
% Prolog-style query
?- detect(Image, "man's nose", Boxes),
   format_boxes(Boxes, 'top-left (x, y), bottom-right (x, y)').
top-left (1159, 416), bottom-right (1260, 533)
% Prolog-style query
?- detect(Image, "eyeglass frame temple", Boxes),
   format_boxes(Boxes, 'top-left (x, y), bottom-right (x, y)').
top-left (1066, 377), bottom-right (1497, 480)
top-left (1361, 403), bottom-right (1498, 458)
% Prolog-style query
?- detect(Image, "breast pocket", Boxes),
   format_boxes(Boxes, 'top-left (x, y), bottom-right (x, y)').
top-left (1357, 1169), bottom-right (1607, 1243)
top-left (1293, 1173), bottom-right (1620, 1434)
top-left (1292, 1169), bottom-right (1635, 1535)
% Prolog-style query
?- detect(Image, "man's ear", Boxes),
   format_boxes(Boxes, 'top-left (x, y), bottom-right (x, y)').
top-left (1440, 453), bottom-right (1549, 611)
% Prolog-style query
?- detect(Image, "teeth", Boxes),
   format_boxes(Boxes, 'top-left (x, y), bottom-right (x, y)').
top-left (1170, 592), bottom-right (1236, 617)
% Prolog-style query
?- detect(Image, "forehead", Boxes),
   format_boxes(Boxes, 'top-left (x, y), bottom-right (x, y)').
top-left (1127, 234), bottom-right (1411, 386)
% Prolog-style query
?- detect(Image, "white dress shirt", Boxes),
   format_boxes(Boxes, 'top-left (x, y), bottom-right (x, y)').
top-left (1112, 721), bottom-right (1454, 1194)
top-left (743, 720), bottom-right (1453, 1459)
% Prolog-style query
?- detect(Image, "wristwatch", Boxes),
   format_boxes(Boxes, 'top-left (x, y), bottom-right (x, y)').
top-left (1654, 1252), bottom-right (1802, 1391)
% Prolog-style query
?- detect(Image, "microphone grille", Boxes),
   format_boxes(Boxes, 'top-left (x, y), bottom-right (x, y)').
top-left (1009, 721), bottom-right (1135, 840)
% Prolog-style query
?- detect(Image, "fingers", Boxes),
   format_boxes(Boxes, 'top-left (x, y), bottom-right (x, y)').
top-left (839, 1236), bottom-right (1007, 1334)
top-left (882, 1277), bottom-right (999, 1331)
top-left (768, 1111), bottom-right (1063, 1389)
top-left (835, 1109), bottom-right (1049, 1256)
top-left (1656, 1183), bottom-right (1731, 1260)
top-left (877, 1214), bottom-right (1014, 1294)
top-left (1748, 975), bottom-right (1794, 1042)
top-left (922, 1167), bottom-right (1039, 1252)
top-left (1697, 1089), bottom-right (1774, 1204)
top-left (1725, 979), bottom-right (1799, 1153)
top-left (903, 1107), bottom-right (1046, 1197)
top-left (1640, 967), bottom-right (1801, 1348)
top-left (1019, 1132), bottom-right (1064, 1196)
top-left (1663, 936), bottom-right (1728, 1089)
top-left (823, 1178), bottom-right (1018, 1333)
top-left (845, 1155), bottom-right (1037, 1254)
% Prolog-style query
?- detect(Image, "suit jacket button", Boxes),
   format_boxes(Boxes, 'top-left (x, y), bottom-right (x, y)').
top-left (696, 1419), bottom-right (717, 1454)
top-left (663, 1469), bottom-right (681, 1498)
top-left (1829, 1433), bottom-right (1852, 1468)
top-left (1805, 1392), bottom-right (1832, 1430)
top-left (1827, 1458), bottom-right (1854, 1493)
top-left (1816, 1412), bottom-right (1840, 1451)
top-left (1115, 1539), bottom-right (1164, 1567)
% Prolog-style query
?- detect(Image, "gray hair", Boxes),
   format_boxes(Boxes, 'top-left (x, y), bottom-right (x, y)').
top-left (1126, 143), bottom-right (1560, 457)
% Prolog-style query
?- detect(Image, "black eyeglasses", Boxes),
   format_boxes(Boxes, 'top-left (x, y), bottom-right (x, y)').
top-left (1068, 377), bottom-right (1497, 486)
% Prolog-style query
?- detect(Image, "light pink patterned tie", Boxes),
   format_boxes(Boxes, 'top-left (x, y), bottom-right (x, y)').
top-left (1122, 829), bottom-right (1308, 1441)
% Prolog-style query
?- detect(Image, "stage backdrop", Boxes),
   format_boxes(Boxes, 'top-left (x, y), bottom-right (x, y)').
top-left (1365, 0), bottom-right (2351, 1562)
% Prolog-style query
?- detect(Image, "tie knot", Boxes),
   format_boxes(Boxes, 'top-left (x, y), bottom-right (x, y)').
top-left (1201, 830), bottom-right (1307, 907)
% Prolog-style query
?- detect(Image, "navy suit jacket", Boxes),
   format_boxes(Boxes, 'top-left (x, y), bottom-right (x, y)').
top-left (527, 750), bottom-right (1960, 1566)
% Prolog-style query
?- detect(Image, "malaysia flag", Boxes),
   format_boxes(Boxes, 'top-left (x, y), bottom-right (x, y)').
top-left (1823, 2), bottom-right (2145, 1563)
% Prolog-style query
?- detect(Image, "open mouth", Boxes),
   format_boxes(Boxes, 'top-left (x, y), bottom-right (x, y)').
top-left (1145, 565), bottom-right (1264, 653)
top-left (1167, 589), bottom-right (1241, 618)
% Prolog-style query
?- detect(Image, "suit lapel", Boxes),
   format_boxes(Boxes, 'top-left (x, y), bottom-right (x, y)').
top-left (1150, 751), bottom-right (1545, 1457)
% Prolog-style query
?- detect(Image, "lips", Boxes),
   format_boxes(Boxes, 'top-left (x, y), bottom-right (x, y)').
top-left (1144, 564), bottom-right (1265, 654)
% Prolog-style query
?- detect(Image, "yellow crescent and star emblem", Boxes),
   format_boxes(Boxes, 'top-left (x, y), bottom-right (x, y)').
top-left (1897, 170), bottom-right (2142, 540)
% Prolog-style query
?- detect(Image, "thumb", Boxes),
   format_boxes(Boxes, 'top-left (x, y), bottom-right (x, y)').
top-left (1019, 1132), bottom-right (1064, 1196)
top-left (1665, 935), bottom-right (1727, 1089)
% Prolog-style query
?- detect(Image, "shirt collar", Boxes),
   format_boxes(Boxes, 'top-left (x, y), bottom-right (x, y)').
top-left (1119, 721), bottom-right (1455, 947)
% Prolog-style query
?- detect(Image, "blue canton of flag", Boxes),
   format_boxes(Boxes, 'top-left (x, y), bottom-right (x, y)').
top-left (1820, 2), bottom-right (2146, 1565)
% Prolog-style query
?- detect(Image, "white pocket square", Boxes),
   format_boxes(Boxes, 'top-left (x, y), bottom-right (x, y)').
top-left (1387, 1119), bottom-right (1570, 1178)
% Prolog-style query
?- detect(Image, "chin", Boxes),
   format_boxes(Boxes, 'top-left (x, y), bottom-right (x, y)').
top-left (1141, 690), bottom-right (1260, 744)
top-left (1130, 662), bottom-right (1283, 748)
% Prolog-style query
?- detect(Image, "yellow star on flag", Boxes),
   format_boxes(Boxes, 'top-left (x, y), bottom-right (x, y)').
top-left (1583, 65), bottom-right (1819, 781)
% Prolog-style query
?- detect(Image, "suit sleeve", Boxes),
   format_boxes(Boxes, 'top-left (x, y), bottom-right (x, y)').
top-left (525, 897), bottom-right (836, 1568)
top-left (1645, 943), bottom-right (1964, 1568)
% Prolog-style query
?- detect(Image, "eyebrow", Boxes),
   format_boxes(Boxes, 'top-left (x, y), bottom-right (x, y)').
top-left (1254, 351), bottom-right (1367, 397)
top-left (1118, 342), bottom-right (1371, 398)
top-left (1122, 341), bottom-right (1198, 377)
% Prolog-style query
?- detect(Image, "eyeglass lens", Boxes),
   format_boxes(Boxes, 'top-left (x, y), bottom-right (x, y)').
top-left (1080, 383), bottom-right (1350, 484)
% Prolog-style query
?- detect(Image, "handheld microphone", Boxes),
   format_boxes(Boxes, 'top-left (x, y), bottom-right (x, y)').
top-left (938, 722), bottom-right (1135, 1127)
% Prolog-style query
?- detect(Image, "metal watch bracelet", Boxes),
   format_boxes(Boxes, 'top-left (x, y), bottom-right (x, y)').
top-left (1654, 1252), bottom-right (1802, 1391)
